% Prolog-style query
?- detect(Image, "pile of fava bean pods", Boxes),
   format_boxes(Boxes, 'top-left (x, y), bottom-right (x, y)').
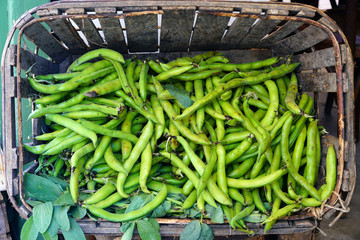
top-left (25, 48), bottom-right (337, 234)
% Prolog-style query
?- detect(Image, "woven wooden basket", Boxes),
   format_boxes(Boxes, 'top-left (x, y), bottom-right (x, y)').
top-left (1, 0), bottom-right (356, 237)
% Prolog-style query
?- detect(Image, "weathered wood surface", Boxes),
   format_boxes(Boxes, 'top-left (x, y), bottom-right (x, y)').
top-left (96, 7), bottom-right (127, 53)
top-left (238, 9), bottom-right (289, 49)
top-left (221, 8), bottom-right (262, 49)
top-left (123, 7), bottom-right (158, 52)
top-left (190, 7), bottom-right (232, 51)
top-left (77, 218), bottom-right (316, 235)
top-left (272, 18), bottom-right (330, 55)
top-left (160, 7), bottom-right (196, 52)
top-left (66, 8), bottom-right (105, 50)
top-left (37, 9), bottom-right (88, 54)
top-left (20, 48), bottom-right (59, 75)
top-left (23, 22), bottom-right (69, 63)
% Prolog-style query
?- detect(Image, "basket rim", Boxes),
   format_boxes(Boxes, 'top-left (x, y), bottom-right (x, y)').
top-left (1, 0), bottom-right (355, 232)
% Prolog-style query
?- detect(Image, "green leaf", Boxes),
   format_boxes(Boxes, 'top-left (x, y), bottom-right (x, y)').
top-left (62, 217), bottom-right (86, 240)
top-left (79, 192), bottom-right (91, 201)
top-left (42, 212), bottom-right (60, 240)
top-left (125, 194), bottom-right (155, 213)
top-left (198, 223), bottom-right (214, 240)
top-left (54, 206), bottom-right (71, 231)
top-left (137, 219), bottom-right (161, 240)
top-left (70, 206), bottom-right (87, 220)
top-left (210, 206), bottom-right (224, 223)
top-left (243, 213), bottom-right (268, 223)
top-left (42, 174), bottom-right (69, 189)
top-left (163, 84), bottom-right (194, 108)
top-left (33, 202), bottom-right (54, 233)
top-left (120, 222), bottom-right (135, 240)
top-left (120, 221), bottom-right (135, 234)
top-left (42, 232), bottom-right (58, 240)
top-left (27, 200), bottom-right (44, 207)
top-left (151, 200), bottom-right (171, 218)
top-left (20, 216), bottom-right (39, 240)
top-left (263, 202), bottom-right (272, 211)
top-left (188, 207), bottom-right (201, 219)
top-left (147, 218), bottom-right (160, 232)
top-left (23, 173), bottom-right (63, 202)
top-left (180, 220), bottom-right (201, 240)
top-left (53, 192), bottom-right (75, 206)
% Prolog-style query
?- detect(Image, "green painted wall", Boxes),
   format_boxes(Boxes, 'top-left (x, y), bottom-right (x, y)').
top-left (1, 0), bottom-right (50, 147)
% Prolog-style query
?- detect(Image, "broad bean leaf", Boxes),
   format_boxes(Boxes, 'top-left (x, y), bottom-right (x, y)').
top-left (27, 200), bottom-right (43, 207)
top-left (137, 219), bottom-right (161, 240)
top-left (20, 216), bottom-right (39, 240)
top-left (120, 221), bottom-right (135, 234)
top-left (147, 218), bottom-right (160, 232)
top-left (243, 213), bottom-right (268, 223)
top-left (33, 202), bottom-right (53, 233)
top-left (54, 206), bottom-right (71, 231)
top-left (210, 206), bottom-right (224, 223)
top-left (62, 217), bottom-right (86, 240)
top-left (151, 200), bottom-right (171, 218)
top-left (198, 223), bottom-right (214, 240)
top-left (24, 173), bottom-right (63, 202)
top-left (180, 220), bottom-right (202, 240)
top-left (70, 206), bottom-right (87, 220)
top-left (125, 194), bottom-right (155, 213)
top-left (120, 222), bottom-right (135, 240)
top-left (163, 84), bottom-right (194, 108)
top-left (53, 192), bottom-right (75, 206)
top-left (42, 212), bottom-right (60, 240)
top-left (42, 174), bottom-right (69, 189)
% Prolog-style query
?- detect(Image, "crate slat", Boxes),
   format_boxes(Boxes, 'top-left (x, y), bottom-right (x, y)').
top-left (272, 18), bottom-right (330, 55)
top-left (2, 47), bottom-right (17, 197)
top-left (23, 22), bottom-right (69, 63)
top-left (66, 8), bottom-right (105, 50)
top-left (123, 7), bottom-right (158, 52)
top-left (20, 48), bottom-right (59, 75)
top-left (96, 8), bottom-right (127, 53)
top-left (160, 7), bottom-right (196, 52)
top-left (190, 7), bottom-right (232, 51)
top-left (221, 8), bottom-right (262, 50)
top-left (297, 72), bottom-right (340, 93)
top-left (37, 9), bottom-right (88, 54)
top-left (238, 9), bottom-right (289, 49)
top-left (259, 10), bottom-right (315, 47)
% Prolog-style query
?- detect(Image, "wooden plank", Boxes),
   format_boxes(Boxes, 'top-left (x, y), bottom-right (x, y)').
top-left (2, 47), bottom-right (17, 197)
top-left (20, 48), bottom-right (59, 75)
top-left (259, 10), bottom-right (315, 47)
top-left (221, 8), bottom-right (262, 50)
top-left (296, 72), bottom-right (338, 93)
top-left (37, 9), bottom-right (88, 54)
top-left (238, 9), bottom-right (289, 49)
top-left (190, 7), bottom-right (232, 51)
top-left (293, 48), bottom-right (336, 71)
top-left (95, 8), bottom-right (127, 53)
top-left (123, 7), bottom-right (158, 52)
top-left (272, 18), bottom-right (330, 55)
top-left (23, 22), bottom-right (69, 63)
top-left (160, 7), bottom-right (196, 52)
top-left (66, 8), bottom-right (105, 50)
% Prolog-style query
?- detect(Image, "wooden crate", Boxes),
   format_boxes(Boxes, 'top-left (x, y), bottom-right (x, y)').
top-left (1, 0), bottom-right (356, 237)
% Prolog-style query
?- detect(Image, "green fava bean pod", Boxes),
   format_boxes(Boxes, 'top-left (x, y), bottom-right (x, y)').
top-left (139, 143), bottom-right (153, 194)
top-left (85, 183), bottom-right (167, 222)
top-left (67, 48), bottom-right (125, 72)
top-left (320, 145), bottom-right (337, 201)
top-left (45, 114), bottom-right (98, 147)
top-left (117, 120), bottom-right (154, 198)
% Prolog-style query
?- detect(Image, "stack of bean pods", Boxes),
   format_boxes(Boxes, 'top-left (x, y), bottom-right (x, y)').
top-left (25, 48), bottom-right (336, 234)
